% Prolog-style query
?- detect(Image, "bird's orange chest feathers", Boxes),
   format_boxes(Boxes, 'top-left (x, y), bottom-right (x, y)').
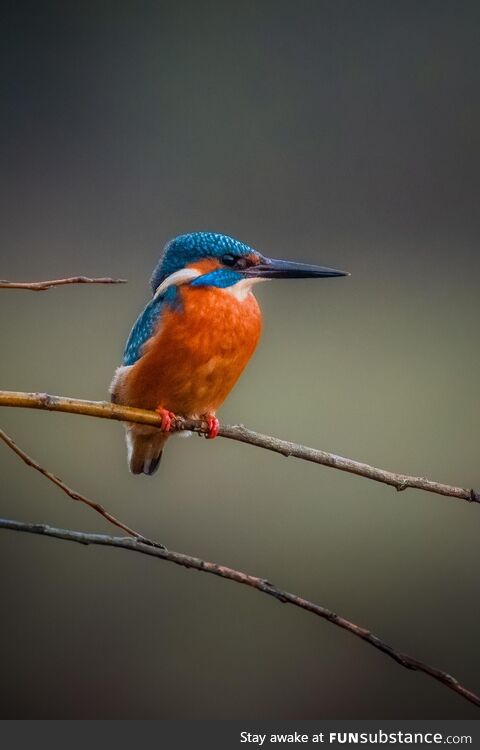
top-left (125, 284), bottom-right (262, 416)
top-left (111, 231), bottom-right (347, 475)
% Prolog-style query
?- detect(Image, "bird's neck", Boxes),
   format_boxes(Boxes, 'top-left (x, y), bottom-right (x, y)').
top-left (179, 282), bottom-right (263, 330)
top-left (215, 277), bottom-right (265, 302)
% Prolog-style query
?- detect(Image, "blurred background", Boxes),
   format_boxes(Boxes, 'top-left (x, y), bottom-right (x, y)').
top-left (1, 0), bottom-right (479, 719)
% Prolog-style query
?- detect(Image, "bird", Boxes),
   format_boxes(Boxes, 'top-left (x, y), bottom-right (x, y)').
top-left (110, 231), bottom-right (348, 475)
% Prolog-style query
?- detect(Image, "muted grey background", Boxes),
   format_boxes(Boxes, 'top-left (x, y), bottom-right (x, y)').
top-left (2, 721), bottom-right (480, 749)
top-left (1, 0), bottom-right (479, 719)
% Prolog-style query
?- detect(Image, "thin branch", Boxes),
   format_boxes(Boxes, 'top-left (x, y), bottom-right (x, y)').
top-left (0, 427), bottom-right (163, 549)
top-left (1, 516), bottom-right (479, 709)
top-left (0, 390), bottom-right (478, 505)
top-left (0, 276), bottom-right (127, 291)
top-left (1, 416), bottom-right (477, 708)
top-left (1, 282), bottom-right (476, 713)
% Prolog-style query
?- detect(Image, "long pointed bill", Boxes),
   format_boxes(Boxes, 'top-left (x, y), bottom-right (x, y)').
top-left (245, 257), bottom-right (349, 279)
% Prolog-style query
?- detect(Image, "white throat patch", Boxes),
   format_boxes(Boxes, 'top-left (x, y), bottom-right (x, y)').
top-left (225, 277), bottom-right (267, 301)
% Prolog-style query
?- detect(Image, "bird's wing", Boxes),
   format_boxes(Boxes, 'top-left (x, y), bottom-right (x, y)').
top-left (122, 290), bottom-right (172, 366)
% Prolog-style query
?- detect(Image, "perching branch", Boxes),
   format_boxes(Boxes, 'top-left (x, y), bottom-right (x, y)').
top-left (1, 414), bottom-right (478, 709)
top-left (0, 428), bottom-right (163, 548)
top-left (2, 277), bottom-right (477, 714)
top-left (0, 390), bottom-right (478, 505)
top-left (0, 276), bottom-right (127, 291)
top-left (1, 516), bottom-right (479, 709)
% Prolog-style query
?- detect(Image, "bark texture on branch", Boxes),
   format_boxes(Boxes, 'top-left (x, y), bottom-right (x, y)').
top-left (0, 389), bottom-right (478, 504)
top-left (0, 276), bottom-right (126, 291)
top-left (1, 517), bottom-right (479, 709)
top-left (0, 428), bottom-right (163, 548)
top-left (2, 273), bottom-right (477, 714)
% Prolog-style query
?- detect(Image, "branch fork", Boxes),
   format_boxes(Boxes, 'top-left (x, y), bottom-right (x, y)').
top-left (1, 280), bottom-right (479, 710)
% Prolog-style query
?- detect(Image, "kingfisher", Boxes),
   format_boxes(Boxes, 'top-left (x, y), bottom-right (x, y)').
top-left (110, 232), bottom-right (348, 475)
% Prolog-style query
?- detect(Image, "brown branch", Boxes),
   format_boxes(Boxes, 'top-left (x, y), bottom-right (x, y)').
top-left (1, 516), bottom-right (479, 709)
top-left (1, 422), bottom-right (478, 708)
top-left (0, 276), bottom-right (127, 291)
top-left (0, 390), bottom-right (478, 505)
top-left (0, 428), bottom-right (163, 549)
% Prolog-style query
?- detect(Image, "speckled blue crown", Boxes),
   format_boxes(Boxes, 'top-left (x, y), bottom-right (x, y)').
top-left (150, 232), bottom-right (255, 292)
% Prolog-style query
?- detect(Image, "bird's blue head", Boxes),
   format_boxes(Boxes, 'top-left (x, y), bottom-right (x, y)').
top-left (150, 231), bottom-right (348, 295)
top-left (123, 232), bottom-right (348, 366)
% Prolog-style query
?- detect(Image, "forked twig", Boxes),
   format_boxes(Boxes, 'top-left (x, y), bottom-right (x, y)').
top-left (0, 428), bottom-right (162, 549)
top-left (2, 272), bottom-right (478, 712)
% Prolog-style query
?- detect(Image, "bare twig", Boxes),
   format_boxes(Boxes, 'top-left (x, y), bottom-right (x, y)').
top-left (1, 516), bottom-right (479, 709)
top-left (0, 390), bottom-right (478, 505)
top-left (0, 428), bottom-right (162, 549)
top-left (1, 279), bottom-right (477, 713)
top-left (0, 276), bottom-right (127, 291)
top-left (1, 410), bottom-right (477, 708)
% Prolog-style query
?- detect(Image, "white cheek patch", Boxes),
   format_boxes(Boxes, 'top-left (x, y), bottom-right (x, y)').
top-left (225, 277), bottom-right (267, 301)
top-left (154, 268), bottom-right (201, 298)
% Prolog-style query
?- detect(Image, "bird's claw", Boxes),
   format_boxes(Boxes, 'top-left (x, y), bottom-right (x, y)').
top-left (205, 415), bottom-right (220, 440)
top-left (155, 407), bottom-right (176, 432)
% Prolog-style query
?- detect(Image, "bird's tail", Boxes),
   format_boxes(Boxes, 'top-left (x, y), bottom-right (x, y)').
top-left (125, 424), bottom-right (169, 476)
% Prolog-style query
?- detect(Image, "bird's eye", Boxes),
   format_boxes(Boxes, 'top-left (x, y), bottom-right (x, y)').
top-left (221, 254), bottom-right (237, 266)
top-left (221, 254), bottom-right (249, 270)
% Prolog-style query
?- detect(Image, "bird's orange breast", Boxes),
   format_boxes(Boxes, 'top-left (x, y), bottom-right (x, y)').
top-left (122, 284), bottom-right (262, 416)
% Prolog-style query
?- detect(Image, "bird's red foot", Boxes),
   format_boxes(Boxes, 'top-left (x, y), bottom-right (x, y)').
top-left (204, 415), bottom-right (219, 439)
top-left (155, 406), bottom-right (176, 432)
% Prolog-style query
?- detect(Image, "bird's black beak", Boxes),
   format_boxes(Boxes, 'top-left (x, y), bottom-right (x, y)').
top-left (244, 256), bottom-right (349, 279)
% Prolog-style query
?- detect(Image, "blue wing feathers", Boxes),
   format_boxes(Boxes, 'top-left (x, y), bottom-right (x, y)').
top-left (122, 290), bottom-right (167, 366)
top-left (126, 231), bottom-right (255, 365)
